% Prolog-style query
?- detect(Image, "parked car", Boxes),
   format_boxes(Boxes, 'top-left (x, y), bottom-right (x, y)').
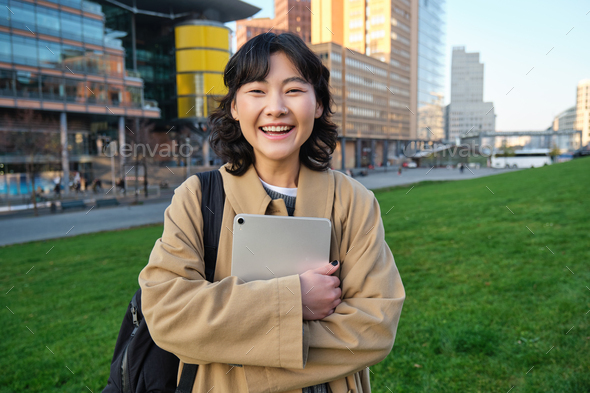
top-left (402, 161), bottom-right (417, 168)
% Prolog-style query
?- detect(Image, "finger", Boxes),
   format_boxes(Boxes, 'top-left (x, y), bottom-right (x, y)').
top-left (332, 276), bottom-right (340, 287)
top-left (320, 260), bottom-right (339, 275)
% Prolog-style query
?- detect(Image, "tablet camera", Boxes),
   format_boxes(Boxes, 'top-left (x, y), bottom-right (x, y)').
top-left (237, 217), bottom-right (244, 225)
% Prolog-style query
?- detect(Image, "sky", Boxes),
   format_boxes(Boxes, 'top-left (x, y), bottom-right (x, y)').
top-left (226, 0), bottom-right (590, 131)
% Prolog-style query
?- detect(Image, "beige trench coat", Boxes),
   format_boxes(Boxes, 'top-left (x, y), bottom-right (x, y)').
top-left (138, 162), bottom-right (405, 393)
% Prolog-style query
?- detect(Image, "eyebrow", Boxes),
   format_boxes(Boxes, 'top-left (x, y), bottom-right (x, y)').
top-left (255, 76), bottom-right (309, 86)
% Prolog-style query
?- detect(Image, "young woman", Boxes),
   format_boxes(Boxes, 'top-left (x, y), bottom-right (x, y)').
top-left (139, 32), bottom-right (405, 393)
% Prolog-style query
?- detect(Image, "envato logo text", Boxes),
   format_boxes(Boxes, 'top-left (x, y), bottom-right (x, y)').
top-left (402, 142), bottom-right (493, 158)
top-left (102, 141), bottom-right (194, 158)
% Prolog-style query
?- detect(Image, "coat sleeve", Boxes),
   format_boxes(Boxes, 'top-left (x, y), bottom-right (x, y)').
top-left (242, 184), bottom-right (405, 393)
top-left (138, 176), bottom-right (306, 369)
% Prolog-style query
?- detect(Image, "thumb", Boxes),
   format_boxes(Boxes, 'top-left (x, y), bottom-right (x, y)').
top-left (317, 260), bottom-right (339, 275)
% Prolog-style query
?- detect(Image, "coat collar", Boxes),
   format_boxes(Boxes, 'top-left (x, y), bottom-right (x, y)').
top-left (219, 162), bottom-right (334, 219)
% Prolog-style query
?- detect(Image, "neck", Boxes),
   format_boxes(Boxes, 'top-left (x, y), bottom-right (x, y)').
top-left (254, 155), bottom-right (301, 188)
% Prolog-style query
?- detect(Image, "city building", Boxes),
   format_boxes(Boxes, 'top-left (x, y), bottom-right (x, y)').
top-left (448, 46), bottom-right (495, 144)
top-left (96, 0), bottom-right (260, 161)
top-left (236, 0), bottom-right (310, 50)
top-left (0, 0), bottom-right (260, 197)
top-left (552, 106), bottom-right (577, 131)
top-left (311, 41), bottom-right (413, 169)
top-left (575, 79), bottom-right (590, 147)
top-left (0, 0), bottom-right (158, 196)
top-left (417, 0), bottom-right (445, 141)
top-left (310, 0), bottom-right (419, 168)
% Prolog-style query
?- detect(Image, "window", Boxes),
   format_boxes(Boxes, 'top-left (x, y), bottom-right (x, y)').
top-left (125, 86), bottom-right (142, 108)
top-left (59, 0), bottom-right (81, 9)
top-left (15, 70), bottom-right (39, 98)
top-left (0, 0), bottom-right (9, 27)
top-left (41, 75), bottom-right (64, 100)
top-left (37, 6), bottom-right (60, 35)
top-left (83, 17), bottom-right (103, 45)
top-left (0, 69), bottom-right (14, 96)
top-left (105, 53), bottom-right (124, 77)
top-left (84, 49), bottom-right (103, 75)
top-left (0, 32), bottom-right (10, 62)
top-left (106, 83), bottom-right (123, 106)
top-left (62, 44), bottom-right (85, 73)
top-left (8, 0), bottom-right (35, 31)
top-left (11, 35), bottom-right (37, 66)
top-left (60, 11), bottom-right (82, 41)
top-left (85, 80), bottom-right (106, 104)
top-left (349, 18), bottom-right (362, 29)
top-left (38, 40), bottom-right (61, 69)
top-left (177, 73), bottom-right (203, 95)
top-left (64, 78), bottom-right (85, 103)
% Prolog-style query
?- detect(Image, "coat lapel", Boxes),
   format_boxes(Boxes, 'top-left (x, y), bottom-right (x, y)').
top-left (219, 162), bottom-right (335, 219)
top-left (293, 163), bottom-right (334, 220)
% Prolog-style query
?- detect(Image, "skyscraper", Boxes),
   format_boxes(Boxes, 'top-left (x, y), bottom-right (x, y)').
top-left (417, 0), bottom-right (445, 141)
top-left (575, 79), bottom-right (590, 147)
top-left (236, 0), bottom-right (310, 50)
top-left (448, 47), bottom-right (495, 143)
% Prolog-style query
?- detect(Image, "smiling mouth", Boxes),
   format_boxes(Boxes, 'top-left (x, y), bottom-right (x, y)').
top-left (259, 126), bottom-right (295, 135)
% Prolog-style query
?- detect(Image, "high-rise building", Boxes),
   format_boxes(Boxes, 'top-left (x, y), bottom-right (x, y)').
top-left (236, 0), bottom-right (310, 50)
top-left (310, 0), bottom-right (418, 168)
top-left (448, 47), bottom-right (495, 143)
top-left (311, 41), bottom-right (412, 169)
top-left (417, 0), bottom-right (445, 141)
top-left (575, 79), bottom-right (590, 147)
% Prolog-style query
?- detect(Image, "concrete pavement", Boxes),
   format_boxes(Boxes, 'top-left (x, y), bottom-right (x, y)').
top-left (0, 167), bottom-right (517, 247)
top-left (0, 201), bottom-right (170, 247)
top-left (354, 166), bottom-right (515, 190)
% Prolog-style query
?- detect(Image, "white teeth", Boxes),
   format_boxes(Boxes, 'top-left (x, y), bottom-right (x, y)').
top-left (261, 126), bottom-right (294, 132)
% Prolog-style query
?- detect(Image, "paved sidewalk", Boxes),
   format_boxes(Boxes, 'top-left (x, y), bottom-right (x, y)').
top-left (0, 167), bottom-right (517, 247)
top-left (0, 201), bottom-right (170, 247)
top-left (354, 167), bottom-right (514, 190)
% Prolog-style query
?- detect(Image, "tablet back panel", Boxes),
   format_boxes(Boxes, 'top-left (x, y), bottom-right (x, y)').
top-left (231, 214), bottom-right (331, 282)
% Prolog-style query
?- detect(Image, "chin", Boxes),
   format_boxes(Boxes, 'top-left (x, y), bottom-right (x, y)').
top-left (260, 149), bottom-right (298, 162)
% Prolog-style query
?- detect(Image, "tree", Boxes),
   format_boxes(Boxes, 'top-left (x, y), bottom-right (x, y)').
top-left (549, 142), bottom-right (561, 161)
top-left (3, 109), bottom-right (60, 216)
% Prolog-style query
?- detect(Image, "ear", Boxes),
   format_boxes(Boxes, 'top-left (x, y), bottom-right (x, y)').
top-left (230, 99), bottom-right (238, 121)
top-left (314, 100), bottom-right (323, 119)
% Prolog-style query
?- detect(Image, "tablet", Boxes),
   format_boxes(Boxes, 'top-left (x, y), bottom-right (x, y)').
top-left (231, 214), bottom-right (332, 282)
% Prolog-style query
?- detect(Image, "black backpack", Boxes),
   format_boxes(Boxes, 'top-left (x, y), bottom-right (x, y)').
top-left (103, 170), bottom-right (225, 393)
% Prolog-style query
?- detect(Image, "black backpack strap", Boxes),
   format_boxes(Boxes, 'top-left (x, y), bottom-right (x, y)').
top-left (175, 169), bottom-right (225, 393)
top-left (195, 169), bottom-right (225, 283)
top-left (176, 364), bottom-right (199, 393)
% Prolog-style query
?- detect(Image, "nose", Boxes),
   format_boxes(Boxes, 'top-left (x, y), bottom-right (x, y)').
top-left (263, 93), bottom-right (288, 118)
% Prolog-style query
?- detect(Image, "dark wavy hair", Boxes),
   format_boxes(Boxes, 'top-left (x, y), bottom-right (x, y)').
top-left (208, 32), bottom-right (339, 176)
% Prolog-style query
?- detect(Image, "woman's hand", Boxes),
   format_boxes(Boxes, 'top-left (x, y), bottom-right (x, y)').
top-left (300, 260), bottom-right (342, 320)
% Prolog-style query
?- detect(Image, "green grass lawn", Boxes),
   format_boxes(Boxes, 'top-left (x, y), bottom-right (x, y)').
top-left (1, 158), bottom-right (589, 392)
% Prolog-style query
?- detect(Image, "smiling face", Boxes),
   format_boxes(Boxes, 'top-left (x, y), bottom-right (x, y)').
top-left (231, 51), bottom-right (323, 168)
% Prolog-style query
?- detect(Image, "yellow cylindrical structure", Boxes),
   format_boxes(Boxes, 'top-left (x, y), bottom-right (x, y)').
top-left (174, 20), bottom-right (230, 119)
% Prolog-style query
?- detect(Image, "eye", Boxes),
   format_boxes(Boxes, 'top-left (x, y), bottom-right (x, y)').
top-left (288, 89), bottom-right (303, 93)
top-left (249, 90), bottom-right (264, 93)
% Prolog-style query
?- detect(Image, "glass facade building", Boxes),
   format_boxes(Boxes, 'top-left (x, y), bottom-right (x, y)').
top-left (100, 3), bottom-right (177, 121)
top-left (417, 0), bottom-right (446, 141)
top-left (0, 0), bottom-right (152, 109)
top-left (0, 0), bottom-right (158, 196)
top-left (0, 0), bottom-right (259, 197)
